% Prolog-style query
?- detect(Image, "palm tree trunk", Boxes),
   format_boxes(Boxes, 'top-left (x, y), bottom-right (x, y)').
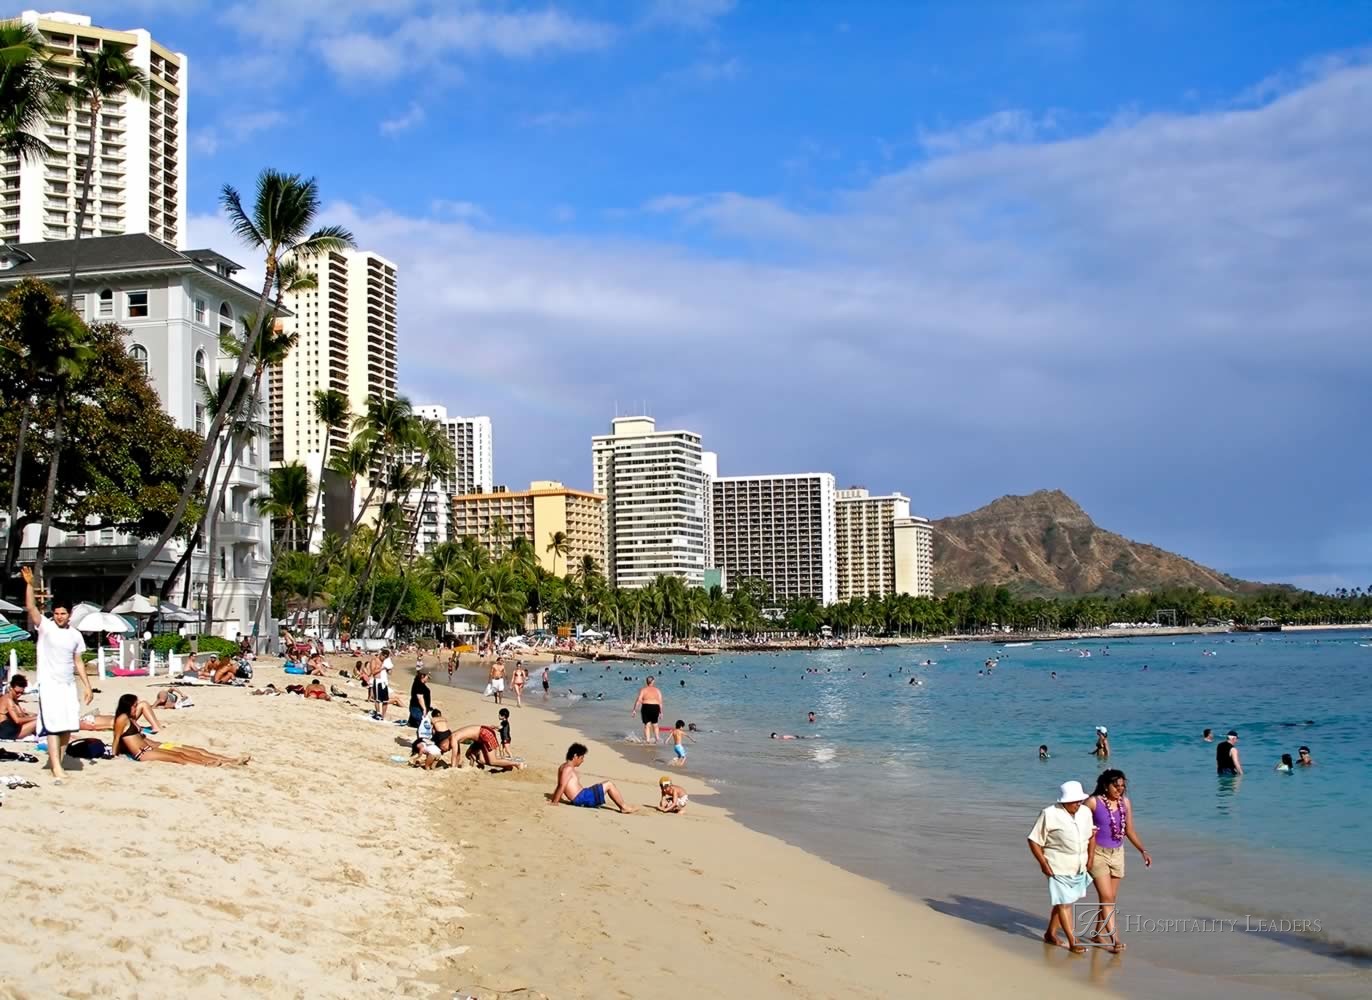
top-left (32, 408), bottom-right (66, 602)
top-left (296, 436), bottom-right (334, 616)
top-left (4, 401), bottom-right (31, 578)
top-left (320, 478), bottom-right (381, 639)
top-left (203, 428), bottom-right (250, 640)
top-left (103, 258), bottom-right (279, 611)
top-left (63, 97), bottom-right (98, 307)
top-left (378, 472), bottom-right (433, 633)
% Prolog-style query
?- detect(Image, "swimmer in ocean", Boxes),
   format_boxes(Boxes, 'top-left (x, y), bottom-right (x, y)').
top-left (770, 732), bottom-right (798, 741)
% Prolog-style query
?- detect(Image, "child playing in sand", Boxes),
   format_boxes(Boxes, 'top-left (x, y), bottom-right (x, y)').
top-left (658, 776), bottom-right (688, 813)
top-left (666, 719), bottom-right (693, 766)
top-left (409, 736), bottom-right (443, 769)
top-left (498, 707), bottom-right (512, 759)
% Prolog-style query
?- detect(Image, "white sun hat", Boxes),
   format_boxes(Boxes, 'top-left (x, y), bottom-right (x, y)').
top-left (1057, 780), bottom-right (1089, 803)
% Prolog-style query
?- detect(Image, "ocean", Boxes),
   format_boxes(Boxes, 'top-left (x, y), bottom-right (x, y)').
top-left (542, 630), bottom-right (1372, 998)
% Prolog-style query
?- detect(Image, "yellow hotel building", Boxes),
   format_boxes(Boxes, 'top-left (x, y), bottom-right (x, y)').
top-left (451, 481), bottom-right (605, 576)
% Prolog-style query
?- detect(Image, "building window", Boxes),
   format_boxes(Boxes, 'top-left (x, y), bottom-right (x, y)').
top-left (97, 288), bottom-right (113, 317)
top-left (129, 343), bottom-right (148, 376)
top-left (126, 290), bottom-right (148, 318)
top-left (194, 349), bottom-right (208, 386)
top-left (194, 297), bottom-right (206, 323)
top-left (195, 403), bottom-right (206, 435)
top-left (218, 301), bottom-right (233, 338)
top-left (72, 292), bottom-right (85, 316)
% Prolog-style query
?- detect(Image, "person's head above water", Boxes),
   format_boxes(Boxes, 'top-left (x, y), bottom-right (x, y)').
top-left (1203, 728), bottom-right (1213, 739)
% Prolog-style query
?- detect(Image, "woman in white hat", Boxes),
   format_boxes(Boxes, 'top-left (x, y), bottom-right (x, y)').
top-left (1090, 726), bottom-right (1110, 759)
top-left (1027, 780), bottom-right (1096, 953)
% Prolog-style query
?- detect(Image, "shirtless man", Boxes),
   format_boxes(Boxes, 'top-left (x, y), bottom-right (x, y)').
top-left (631, 676), bottom-right (664, 745)
top-left (0, 673), bottom-right (39, 740)
top-left (487, 657), bottom-right (506, 704)
top-left (541, 665), bottom-right (550, 699)
top-left (549, 742), bottom-right (635, 812)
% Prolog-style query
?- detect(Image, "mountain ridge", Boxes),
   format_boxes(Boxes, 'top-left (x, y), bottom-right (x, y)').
top-left (931, 490), bottom-right (1276, 597)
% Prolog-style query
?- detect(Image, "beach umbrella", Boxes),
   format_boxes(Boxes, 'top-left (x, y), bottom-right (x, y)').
top-left (76, 612), bottom-right (132, 633)
top-left (444, 605), bottom-right (478, 618)
top-left (113, 594), bottom-right (158, 616)
top-left (0, 619), bottom-right (29, 643)
top-left (0, 597), bottom-right (22, 613)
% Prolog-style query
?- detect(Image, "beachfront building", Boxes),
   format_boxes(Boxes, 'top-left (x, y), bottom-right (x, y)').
top-left (399, 406), bottom-right (492, 552)
top-left (712, 473), bottom-right (838, 604)
top-left (274, 248), bottom-right (398, 546)
top-left (450, 481), bottom-right (604, 576)
top-left (0, 234), bottom-right (272, 634)
top-left (592, 416), bottom-right (708, 589)
top-left (2, 10), bottom-right (186, 248)
top-left (835, 488), bottom-right (934, 600)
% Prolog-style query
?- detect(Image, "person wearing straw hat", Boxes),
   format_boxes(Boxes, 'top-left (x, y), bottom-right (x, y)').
top-left (658, 776), bottom-right (688, 814)
top-left (1027, 780), bottom-right (1096, 953)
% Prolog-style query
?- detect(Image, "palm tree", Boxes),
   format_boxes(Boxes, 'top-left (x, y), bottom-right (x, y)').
top-left (0, 24), bottom-right (65, 164)
top-left (193, 371), bottom-right (256, 625)
top-left (546, 530), bottom-right (571, 578)
top-left (57, 46), bottom-right (147, 306)
top-left (490, 515), bottom-right (509, 560)
top-left (303, 389), bottom-right (350, 553)
top-left (476, 562), bottom-right (527, 641)
top-left (251, 462), bottom-right (313, 644)
top-left (105, 169), bottom-right (354, 611)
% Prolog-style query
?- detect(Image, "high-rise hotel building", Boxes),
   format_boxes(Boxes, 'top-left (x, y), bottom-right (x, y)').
top-left (592, 416), bottom-right (707, 589)
top-left (712, 473), bottom-right (837, 604)
top-left (835, 488), bottom-right (934, 599)
top-left (2, 11), bottom-right (187, 248)
top-left (274, 248), bottom-right (397, 463)
top-left (412, 406), bottom-right (493, 497)
top-left (451, 481), bottom-right (604, 576)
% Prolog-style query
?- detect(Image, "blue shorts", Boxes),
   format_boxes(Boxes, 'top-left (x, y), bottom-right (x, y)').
top-left (673, 744), bottom-right (687, 759)
top-left (571, 784), bottom-right (606, 808)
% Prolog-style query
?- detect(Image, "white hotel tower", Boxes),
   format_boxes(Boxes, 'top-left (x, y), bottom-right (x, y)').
top-left (712, 473), bottom-right (837, 604)
top-left (592, 416), bottom-right (708, 589)
top-left (3, 10), bottom-right (187, 248)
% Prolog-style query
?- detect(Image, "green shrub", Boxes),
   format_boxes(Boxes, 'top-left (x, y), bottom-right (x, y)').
top-left (0, 640), bottom-right (36, 667)
top-left (193, 635), bottom-right (240, 657)
top-left (148, 633), bottom-right (190, 655)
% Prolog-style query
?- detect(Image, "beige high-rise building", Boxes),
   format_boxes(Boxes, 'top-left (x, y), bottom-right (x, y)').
top-left (273, 247), bottom-right (396, 477)
top-left (712, 473), bottom-right (837, 604)
top-left (451, 481), bottom-right (605, 576)
top-left (2, 11), bottom-right (187, 248)
top-left (835, 488), bottom-right (934, 600)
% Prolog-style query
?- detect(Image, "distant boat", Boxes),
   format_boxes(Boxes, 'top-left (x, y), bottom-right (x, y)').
top-left (1004, 641), bottom-right (1034, 648)
top-left (1235, 618), bottom-right (1282, 633)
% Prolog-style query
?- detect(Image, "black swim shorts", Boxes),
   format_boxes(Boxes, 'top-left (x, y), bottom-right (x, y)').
top-left (640, 704), bottom-right (661, 725)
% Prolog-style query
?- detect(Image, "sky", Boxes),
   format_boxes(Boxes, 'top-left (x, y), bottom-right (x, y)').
top-left (75, 0), bottom-right (1372, 591)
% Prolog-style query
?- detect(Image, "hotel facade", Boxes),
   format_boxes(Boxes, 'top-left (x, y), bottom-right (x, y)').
top-left (451, 481), bottom-right (605, 576)
top-left (712, 473), bottom-right (837, 604)
top-left (835, 488), bottom-right (934, 600)
top-left (592, 416), bottom-right (708, 589)
top-left (3, 10), bottom-right (187, 248)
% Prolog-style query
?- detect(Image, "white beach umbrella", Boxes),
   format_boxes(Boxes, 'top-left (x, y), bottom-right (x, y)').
top-left (0, 597), bottom-right (22, 613)
top-left (113, 594), bottom-right (158, 616)
top-left (444, 605), bottom-right (479, 618)
top-left (76, 612), bottom-right (132, 633)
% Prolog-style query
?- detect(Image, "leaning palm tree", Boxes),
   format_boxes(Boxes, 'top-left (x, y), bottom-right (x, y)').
top-left (198, 372), bottom-right (258, 633)
top-left (546, 530), bottom-right (571, 578)
top-left (0, 24), bottom-right (65, 164)
top-left (105, 169), bottom-right (354, 611)
top-left (302, 389), bottom-right (350, 554)
top-left (58, 46), bottom-right (147, 306)
top-left (249, 462), bottom-right (313, 643)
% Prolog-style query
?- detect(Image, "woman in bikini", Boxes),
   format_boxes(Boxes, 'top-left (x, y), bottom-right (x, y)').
top-left (111, 695), bottom-right (249, 766)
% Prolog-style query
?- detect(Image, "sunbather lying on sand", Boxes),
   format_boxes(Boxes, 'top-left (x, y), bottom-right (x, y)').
top-left (153, 688), bottom-right (193, 710)
top-left (112, 695), bottom-right (249, 766)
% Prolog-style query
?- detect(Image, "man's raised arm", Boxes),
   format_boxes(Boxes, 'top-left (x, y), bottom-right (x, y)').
top-left (20, 566), bottom-right (41, 630)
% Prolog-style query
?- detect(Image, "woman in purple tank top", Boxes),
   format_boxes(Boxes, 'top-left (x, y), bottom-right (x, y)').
top-left (1084, 769), bottom-right (1153, 952)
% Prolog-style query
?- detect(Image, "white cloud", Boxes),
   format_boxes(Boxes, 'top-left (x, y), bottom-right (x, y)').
top-left (918, 109), bottom-right (1059, 155)
top-left (644, 0), bottom-right (736, 29)
top-left (189, 109), bottom-right (289, 157)
top-left (379, 103), bottom-right (426, 135)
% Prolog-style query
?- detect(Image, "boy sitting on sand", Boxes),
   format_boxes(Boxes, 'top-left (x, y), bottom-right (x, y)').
top-left (658, 776), bottom-right (688, 813)
top-left (549, 743), bottom-right (635, 813)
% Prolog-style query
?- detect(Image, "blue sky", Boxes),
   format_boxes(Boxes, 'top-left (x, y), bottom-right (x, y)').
top-left (83, 1), bottom-right (1372, 590)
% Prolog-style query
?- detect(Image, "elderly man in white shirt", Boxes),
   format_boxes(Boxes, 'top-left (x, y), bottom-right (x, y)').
top-left (1027, 779), bottom-right (1096, 953)
top-left (21, 566), bottom-right (93, 783)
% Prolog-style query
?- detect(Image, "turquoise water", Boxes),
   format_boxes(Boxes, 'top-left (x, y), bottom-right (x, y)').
top-left (547, 631), bottom-right (1372, 996)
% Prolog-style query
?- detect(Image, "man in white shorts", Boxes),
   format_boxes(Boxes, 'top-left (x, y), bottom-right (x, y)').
top-left (22, 567), bottom-right (92, 782)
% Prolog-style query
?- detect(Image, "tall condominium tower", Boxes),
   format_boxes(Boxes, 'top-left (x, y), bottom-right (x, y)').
top-left (2, 11), bottom-right (187, 247)
top-left (712, 473), bottom-right (837, 604)
top-left (274, 248), bottom-right (397, 464)
top-left (835, 488), bottom-right (937, 600)
top-left (592, 416), bottom-right (707, 589)
top-left (412, 406), bottom-right (493, 496)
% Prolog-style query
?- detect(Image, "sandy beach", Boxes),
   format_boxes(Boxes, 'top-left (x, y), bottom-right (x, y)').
top-left (1, 653), bottom-right (1111, 999)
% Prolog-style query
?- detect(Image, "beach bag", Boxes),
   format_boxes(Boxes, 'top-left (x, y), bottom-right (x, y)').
top-left (417, 712), bottom-right (433, 740)
top-left (236, 661), bottom-right (253, 680)
top-left (66, 738), bottom-right (109, 759)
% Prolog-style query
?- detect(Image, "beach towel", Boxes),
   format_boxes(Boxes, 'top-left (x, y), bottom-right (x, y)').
top-left (110, 667), bottom-right (149, 677)
top-left (37, 679), bottom-right (79, 736)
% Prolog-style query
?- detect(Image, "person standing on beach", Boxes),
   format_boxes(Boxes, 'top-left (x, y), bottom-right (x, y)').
top-left (632, 676), bottom-right (664, 745)
top-left (1085, 769), bottom-right (1152, 953)
top-left (1027, 780), bottom-right (1096, 954)
top-left (21, 566), bottom-right (92, 782)
top-left (541, 665), bottom-right (550, 699)
top-left (511, 661), bottom-right (527, 707)
top-left (487, 657), bottom-right (505, 704)
top-left (1216, 730), bottom-right (1242, 774)
top-left (374, 650), bottom-right (393, 721)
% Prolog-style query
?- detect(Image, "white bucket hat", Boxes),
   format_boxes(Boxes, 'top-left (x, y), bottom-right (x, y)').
top-left (1095, 726), bottom-right (1108, 735)
top-left (1057, 780), bottom-right (1089, 803)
